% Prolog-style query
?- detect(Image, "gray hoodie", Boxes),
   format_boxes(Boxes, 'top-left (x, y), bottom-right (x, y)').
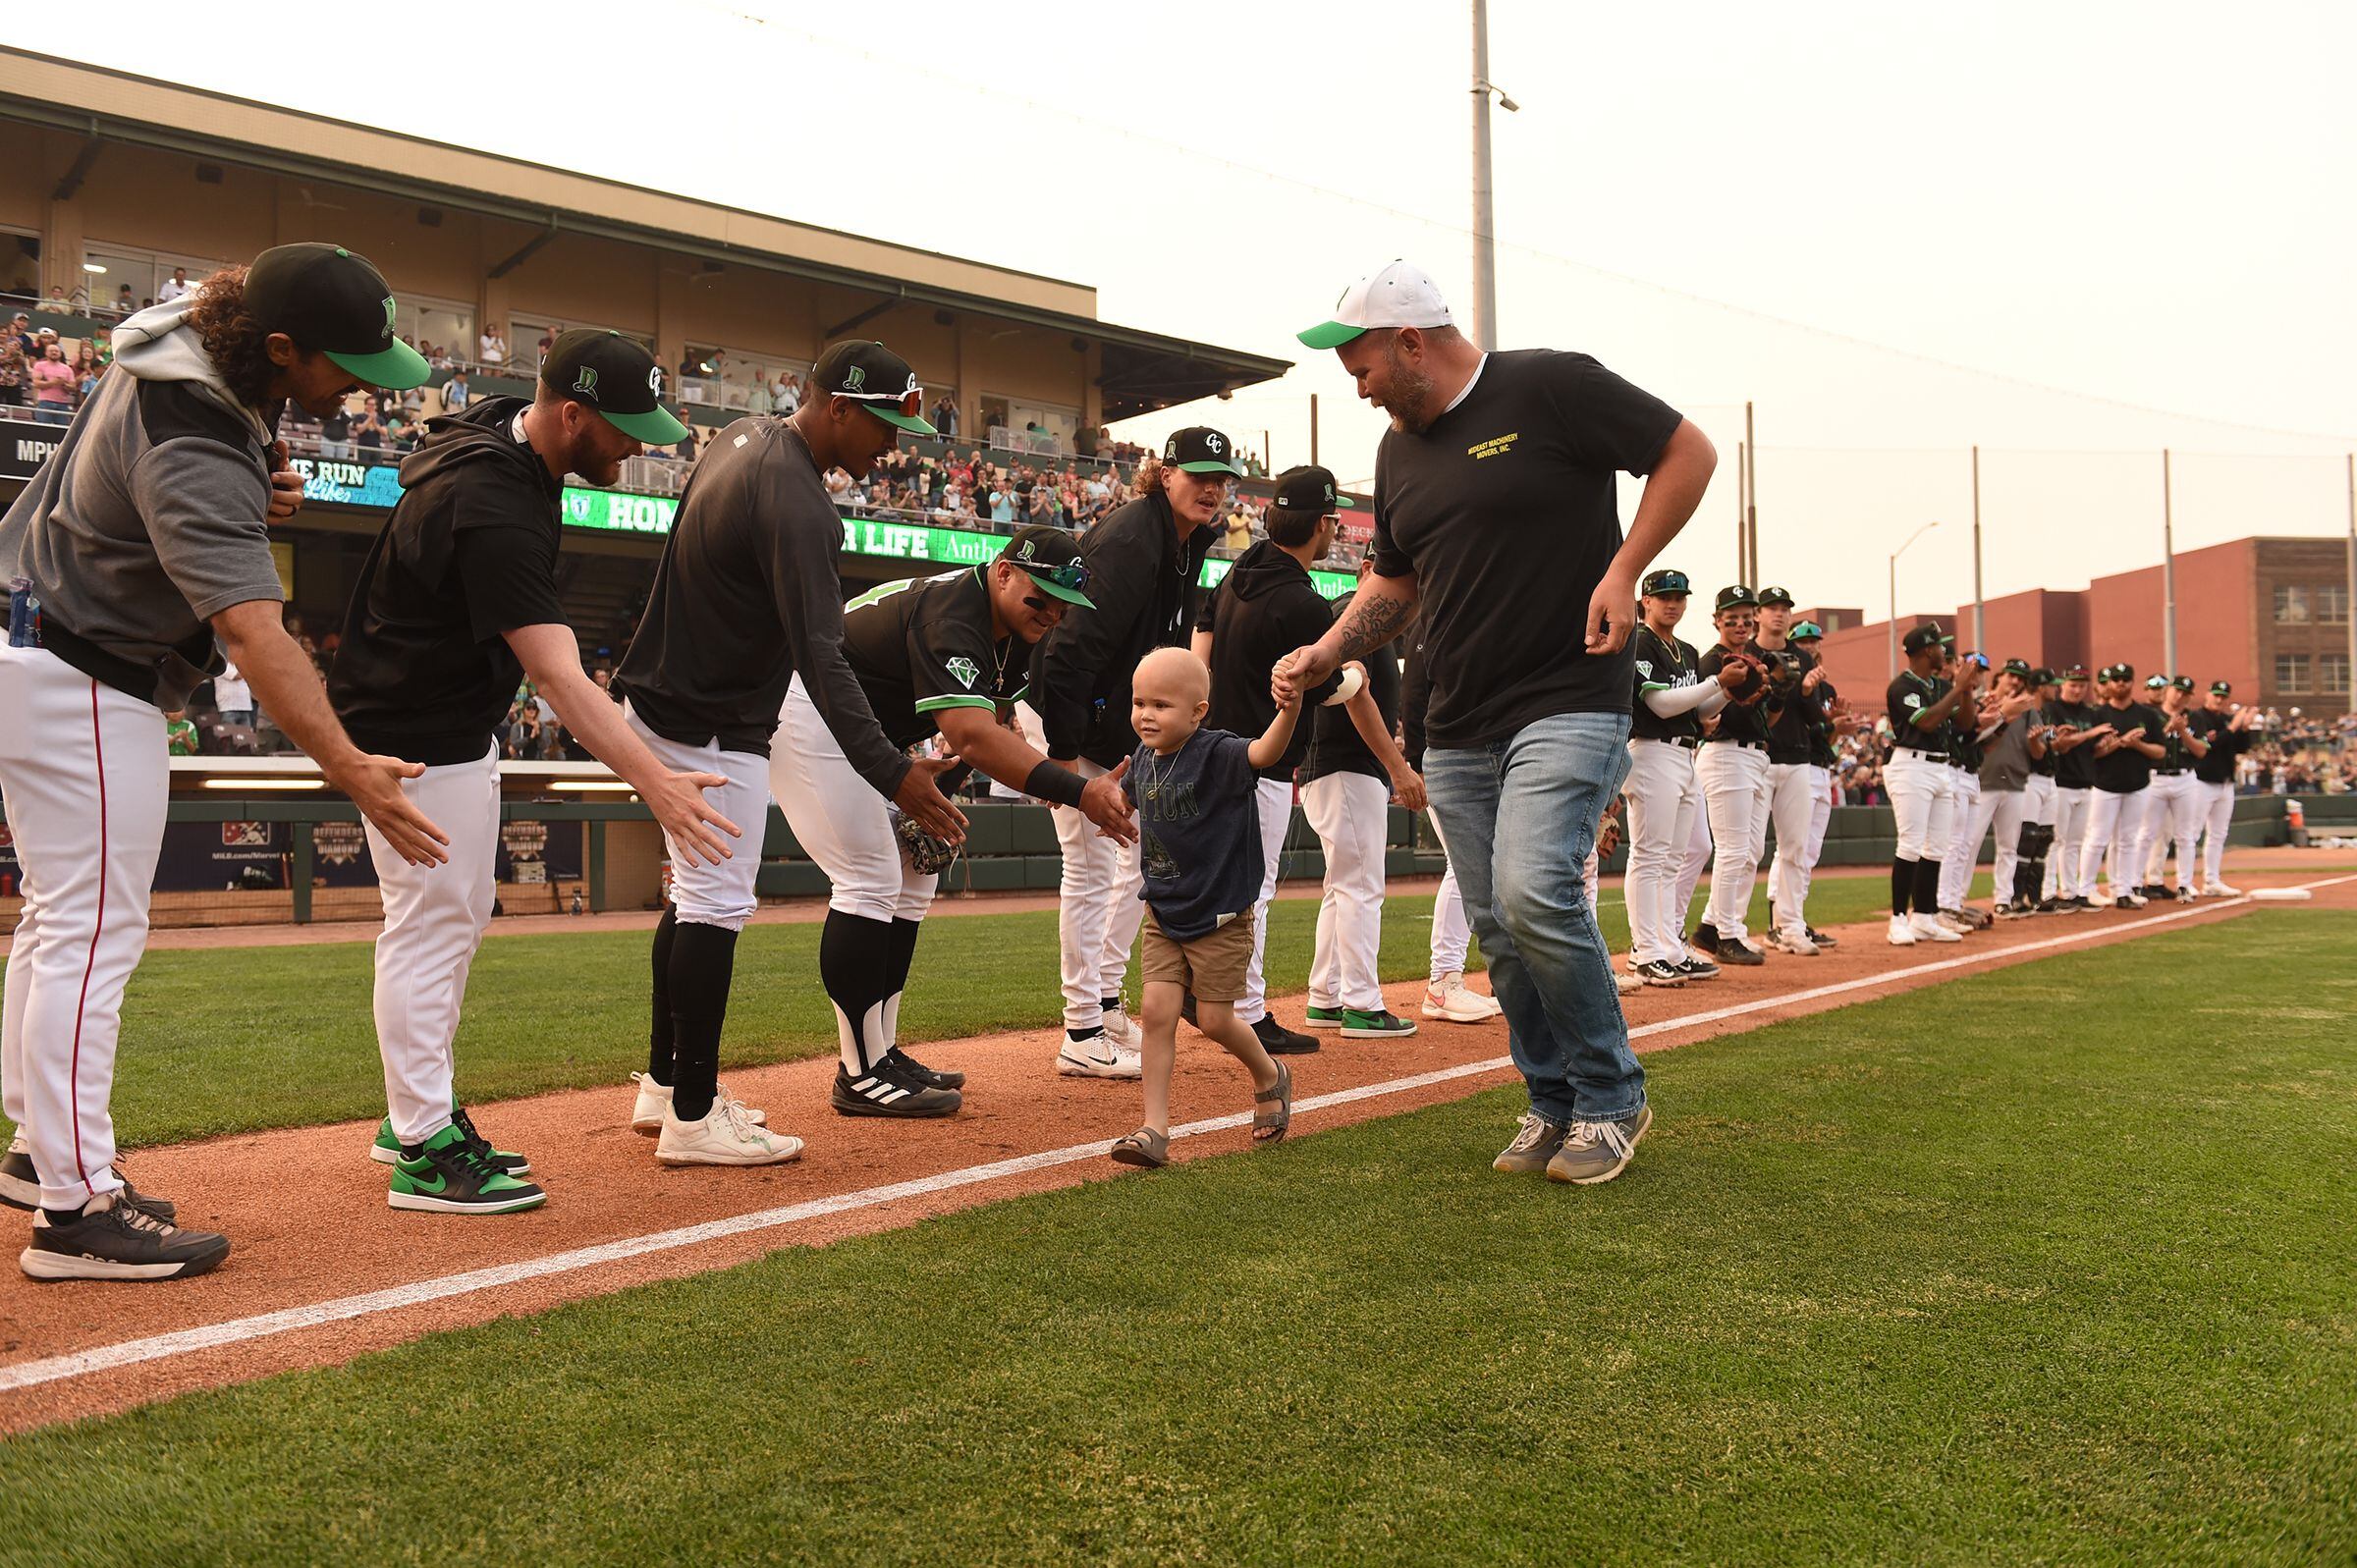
top-left (0, 297), bottom-right (285, 709)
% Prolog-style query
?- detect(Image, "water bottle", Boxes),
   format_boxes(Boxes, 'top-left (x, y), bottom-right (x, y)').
top-left (7, 577), bottom-right (37, 648)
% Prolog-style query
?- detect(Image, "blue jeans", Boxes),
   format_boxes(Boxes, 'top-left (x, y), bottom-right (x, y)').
top-left (1426, 711), bottom-right (1642, 1127)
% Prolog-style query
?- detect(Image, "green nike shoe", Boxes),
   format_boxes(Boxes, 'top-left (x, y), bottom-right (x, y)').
top-left (1340, 1007), bottom-right (1419, 1040)
top-left (1303, 1004), bottom-right (1347, 1030)
top-left (368, 1106), bottom-right (528, 1174)
top-left (388, 1124), bottom-right (547, 1215)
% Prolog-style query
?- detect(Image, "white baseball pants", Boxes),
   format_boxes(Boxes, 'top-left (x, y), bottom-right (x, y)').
top-left (1695, 742), bottom-right (1769, 944)
top-left (365, 745), bottom-right (500, 1148)
top-left (771, 678), bottom-right (939, 925)
top-left (623, 702), bottom-right (769, 932)
top-left (2143, 772), bottom-right (2200, 888)
top-left (1672, 774), bottom-right (1714, 942)
top-left (1885, 748), bottom-right (1956, 860)
top-left (1302, 771), bottom-right (1390, 1011)
top-left (2078, 788), bottom-right (2150, 897)
top-left (1981, 788), bottom-right (2030, 905)
top-left (1055, 755), bottom-right (1144, 1031)
top-left (1756, 759), bottom-right (1817, 938)
top-left (2052, 785), bottom-right (2094, 898)
top-left (1236, 777), bottom-right (1296, 1025)
top-left (2199, 780), bottom-right (2236, 887)
top-left (1939, 773), bottom-right (1988, 912)
top-left (0, 645), bottom-right (168, 1210)
top-left (1427, 815), bottom-right (1473, 982)
top-left (1621, 738), bottom-right (1700, 967)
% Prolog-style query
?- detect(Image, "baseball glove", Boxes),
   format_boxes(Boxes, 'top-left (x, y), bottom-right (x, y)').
top-left (891, 807), bottom-right (960, 875)
top-left (1721, 650), bottom-right (1772, 705)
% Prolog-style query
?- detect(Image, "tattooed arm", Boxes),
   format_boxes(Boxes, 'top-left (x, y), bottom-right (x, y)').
top-left (1271, 568), bottom-right (1419, 707)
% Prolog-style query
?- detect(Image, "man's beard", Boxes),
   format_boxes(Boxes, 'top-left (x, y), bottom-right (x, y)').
top-left (1384, 351), bottom-right (1436, 435)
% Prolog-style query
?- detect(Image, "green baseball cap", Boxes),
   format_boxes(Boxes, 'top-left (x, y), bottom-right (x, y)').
top-left (1002, 523), bottom-right (1095, 608)
top-left (1789, 620), bottom-right (1824, 640)
top-left (245, 243), bottom-right (430, 391)
top-left (541, 330), bottom-right (689, 446)
top-left (811, 340), bottom-right (937, 435)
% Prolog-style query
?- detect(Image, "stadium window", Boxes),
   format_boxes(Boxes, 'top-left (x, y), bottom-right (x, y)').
top-left (2323, 654), bottom-right (2351, 697)
top-left (2274, 584), bottom-right (2311, 623)
top-left (2317, 585), bottom-right (2350, 625)
top-left (2275, 654), bottom-right (2311, 693)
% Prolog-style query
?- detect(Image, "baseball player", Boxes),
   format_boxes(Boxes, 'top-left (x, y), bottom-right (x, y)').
top-left (1194, 464), bottom-right (1381, 1052)
top-left (2189, 681), bottom-right (2256, 894)
top-left (774, 524), bottom-right (1133, 1116)
top-left (1748, 585), bottom-right (1829, 954)
top-left (1955, 659), bottom-right (2046, 919)
top-left (1935, 651), bottom-right (2001, 930)
top-left (613, 339), bottom-right (963, 1167)
top-left (2021, 667), bottom-right (2062, 911)
top-left (1400, 630), bottom-right (1506, 1020)
top-left (1622, 568), bottom-right (1734, 986)
top-left (1028, 428), bottom-right (1225, 1076)
top-left (1885, 622), bottom-right (1976, 946)
top-left (1692, 585), bottom-right (1774, 965)
top-left (1771, 619), bottom-right (1843, 946)
top-left (1297, 559), bottom-right (1428, 1038)
top-left (328, 331), bottom-right (743, 1211)
top-left (2076, 663), bottom-right (2164, 907)
top-left (0, 244), bottom-right (445, 1278)
top-left (2141, 676), bottom-right (2209, 901)
top-left (2045, 664), bottom-right (2106, 910)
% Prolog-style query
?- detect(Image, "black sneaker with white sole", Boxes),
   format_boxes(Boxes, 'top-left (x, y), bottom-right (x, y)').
top-left (894, 1052), bottom-right (966, 1091)
top-left (1678, 955), bottom-right (1722, 982)
top-left (832, 1053), bottom-right (963, 1118)
top-left (2, 1145), bottom-right (176, 1223)
top-left (1807, 926), bottom-right (1838, 948)
top-left (1716, 942), bottom-right (1766, 966)
top-left (21, 1191), bottom-right (230, 1281)
top-left (1634, 959), bottom-right (1687, 988)
top-left (1688, 923), bottom-right (1722, 954)
top-left (1252, 1015), bottom-right (1320, 1055)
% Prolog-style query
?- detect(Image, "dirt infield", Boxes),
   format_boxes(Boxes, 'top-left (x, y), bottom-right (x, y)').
top-left (1, 866), bottom-right (2349, 1435)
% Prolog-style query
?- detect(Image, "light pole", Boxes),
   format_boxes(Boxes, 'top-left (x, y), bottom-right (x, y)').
top-left (1468, 0), bottom-right (1517, 352)
top-left (1890, 520), bottom-right (1941, 679)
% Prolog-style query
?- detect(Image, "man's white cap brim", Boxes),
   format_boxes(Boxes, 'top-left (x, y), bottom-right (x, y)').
top-left (1298, 259), bottom-right (1453, 349)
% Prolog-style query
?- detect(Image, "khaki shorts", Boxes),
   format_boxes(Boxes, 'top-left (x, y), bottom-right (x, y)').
top-left (1138, 908), bottom-right (1254, 1002)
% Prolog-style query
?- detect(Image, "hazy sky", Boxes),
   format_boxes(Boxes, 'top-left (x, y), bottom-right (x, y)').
top-left (22, 0), bottom-right (2353, 643)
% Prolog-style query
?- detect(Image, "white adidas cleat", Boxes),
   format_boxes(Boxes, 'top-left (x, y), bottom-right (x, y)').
top-left (632, 1072), bottom-right (767, 1136)
top-left (1057, 1040), bottom-right (1144, 1079)
top-left (655, 1095), bottom-right (802, 1166)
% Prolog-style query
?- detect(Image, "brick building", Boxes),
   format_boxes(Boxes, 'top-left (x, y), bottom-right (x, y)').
top-left (1801, 536), bottom-right (2355, 719)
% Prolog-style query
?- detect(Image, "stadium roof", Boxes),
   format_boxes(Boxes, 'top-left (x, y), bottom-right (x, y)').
top-left (0, 48), bottom-right (1290, 420)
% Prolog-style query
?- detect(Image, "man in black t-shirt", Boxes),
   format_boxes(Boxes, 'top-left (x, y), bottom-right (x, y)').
top-left (2190, 680), bottom-right (2256, 893)
top-left (2076, 663), bottom-right (2165, 905)
top-left (772, 525), bottom-right (1132, 1116)
top-left (1767, 619), bottom-right (1842, 947)
top-left (1623, 568), bottom-right (1735, 985)
top-left (1885, 622), bottom-right (1978, 945)
top-left (2140, 675), bottom-right (2212, 899)
top-left (329, 330), bottom-right (747, 1208)
top-left (2044, 664), bottom-right (2108, 908)
top-left (1694, 586), bottom-right (1775, 964)
top-left (1279, 261), bottom-right (1718, 1185)
top-left (1748, 585), bottom-right (1829, 954)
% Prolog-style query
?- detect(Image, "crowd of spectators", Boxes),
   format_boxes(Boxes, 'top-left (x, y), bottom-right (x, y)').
top-left (2, 312), bottom-right (114, 424)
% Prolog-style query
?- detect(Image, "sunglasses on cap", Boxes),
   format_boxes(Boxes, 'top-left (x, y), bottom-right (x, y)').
top-left (1014, 558), bottom-right (1091, 593)
top-left (839, 382), bottom-right (925, 418)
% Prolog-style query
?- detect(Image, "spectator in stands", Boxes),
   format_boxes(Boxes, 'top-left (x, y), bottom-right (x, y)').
top-left (0, 336), bottom-right (25, 407)
top-left (42, 285), bottom-right (73, 316)
top-left (164, 709), bottom-right (200, 757)
top-left (988, 476), bottom-right (1017, 524)
top-left (1222, 502), bottom-right (1254, 553)
top-left (746, 371), bottom-right (773, 414)
top-left (211, 660), bottom-right (254, 730)
top-left (478, 323), bottom-right (508, 367)
top-left (9, 313), bottom-right (32, 358)
top-left (931, 391), bottom-right (959, 439)
top-left (443, 366), bottom-right (469, 410)
top-left (319, 401), bottom-right (354, 460)
top-left (157, 266), bottom-right (192, 304)
top-left (351, 406), bottom-right (388, 460)
top-left (29, 341), bottom-right (75, 424)
top-left (112, 284), bottom-right (136, 317)
top-left (773, 370), bottom-right (799, 413)
top-left (674, 422), bottom-right (699, 463)
top-left (73, 344), bottom-right (100, 404)
top-left (538, 324), bottom-right (562, 361)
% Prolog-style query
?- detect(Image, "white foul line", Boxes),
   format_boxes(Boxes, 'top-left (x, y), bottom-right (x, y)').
top-left (5, 873), bottom-right (2349, 1398)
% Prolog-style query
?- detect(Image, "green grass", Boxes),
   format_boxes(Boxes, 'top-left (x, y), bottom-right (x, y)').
top-left (27, 874), bottom-right (1956, 1150)
top-left (5, 911), bottom-right (2350, 1565)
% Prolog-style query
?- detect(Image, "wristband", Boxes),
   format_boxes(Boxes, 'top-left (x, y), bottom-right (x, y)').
top-left (1023, 759), bottom-right (1089, 809)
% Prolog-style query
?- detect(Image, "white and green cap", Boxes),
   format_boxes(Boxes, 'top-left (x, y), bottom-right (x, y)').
top-left (1297, 259), bottom-right (1453, 351)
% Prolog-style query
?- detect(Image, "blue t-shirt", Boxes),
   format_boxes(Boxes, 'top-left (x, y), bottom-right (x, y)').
top-left (1124, 726), bottom-right (1263, 942)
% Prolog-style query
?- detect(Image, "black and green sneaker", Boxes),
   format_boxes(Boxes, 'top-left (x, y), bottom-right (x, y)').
top-left (368, 1106), bottom-right (528, 1174)
top-left (1340, 1007), bottom-right (1418, 1040)
top-left (1304, 1004), bottom-right (1346, 1030)
top-left (387, 1124), bottom-right (546, 1215)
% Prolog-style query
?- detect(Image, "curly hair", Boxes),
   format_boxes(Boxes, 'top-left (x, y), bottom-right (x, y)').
top-left (182, 265), bottom-right (280, 409)
top-left (1130, 452), bottom-right (1170, 500)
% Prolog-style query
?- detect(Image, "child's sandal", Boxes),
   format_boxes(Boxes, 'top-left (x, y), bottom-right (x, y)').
top-left (1251, 1060), bottom-right (1292, 1144)
top-left (1109, 1127), bottom-right (1170, 1168)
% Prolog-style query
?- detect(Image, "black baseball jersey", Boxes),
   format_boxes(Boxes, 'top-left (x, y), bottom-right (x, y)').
top-left (2027, 703), bottom-right (2058, 778)
top-left (840, 566), bottom-right (1024, 749)
top-left (1701, 642), bottom-right (1768, 744)
top-left (2190, 709), bottom-right (2245, 785)
top-left (2155, 707), bottom-right (2201, 773)
top-left (2050, 698), bottom-right (2101, 788)
top-left (1753, 639), bottom-right (1821, 765)
top-left (1807, 674), bottom-right (1840, 768)
top-left (1950, 702), bottom-right (1987, 775)
top-left (2093, 700), bottom-right (2162, 792)
top-left (1887, 670), bottom-right (1947, 752)
top-left (1630, 624), bottom-right (1703, 743)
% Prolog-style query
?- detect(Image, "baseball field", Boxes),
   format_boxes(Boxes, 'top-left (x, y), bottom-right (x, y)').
top-left (2, 864), bottom-right (2352, 1565)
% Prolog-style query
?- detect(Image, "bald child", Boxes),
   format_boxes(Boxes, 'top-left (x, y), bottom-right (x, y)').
top-left (1109, 645), bottom-right (1355, 1168)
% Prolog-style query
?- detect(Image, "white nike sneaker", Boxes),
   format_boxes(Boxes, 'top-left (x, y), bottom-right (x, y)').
top-left (2203, 881), bottom-right (2241, 897)
top-left (1056, 1039), bottom-right (1144, 1079)
top-left (1614, 970), bottom-right (1643, 996)
top-left (1887, 915), bottom-right (1919, 946)
top-left (655, 1095), bottom-right (802, 1166)
top-left (1771, 928), bottom-right (1820, 956)
top-left (1421, 973), bottom-right (1505, 1022)
top-left (631, 1072), bottom-right (766, 1136)
top-left (1100, 1005), bottom-right (1143, 1052)
top-left (1909, 913), bottom-right (1963, 943)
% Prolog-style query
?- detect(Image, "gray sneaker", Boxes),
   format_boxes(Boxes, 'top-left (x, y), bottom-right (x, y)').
top-left (1492, 1112), bottom-right (1567, 1174)
top-left (1545, 1104), bottom-right (1655, 1185)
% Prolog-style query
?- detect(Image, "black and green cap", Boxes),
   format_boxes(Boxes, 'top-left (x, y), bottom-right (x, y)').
top-left (1902, 622), bottom-right (1953, 654)
top-left (2210, 680), bottom-right (2232, 695)
top-left (1001, 523), bottom-right (1095, 608)
top-left (246, 243), bottom-right (430, 391)
top-left (811, 340), bottom-right (936, 435)
top-left (2001, 657), bottom-right (2034, 677)
top-left (2061, 663), bottom-right (2091, 680)
top-left (541, 330), bottom-right (689, 445)
top-left (1715, 583), bottom-right (1759, 613)
top-left (2031, 666), bottom-right (2056, 686)
top-left (1756, 584), bottom-right (1795, 608)
top-left (1790, 619), bottom-right (1824, 641)
top-left (2099, 662), bottom-right (2132, 682)
top-left (1271, 464), bottom-right (1355, 514)
top-left (1641, 568), bottom-right (1691, 597)
top-left (1162, 426), bottom-right (1244, 476)
top-left (2170, 675), bottom-right (2196, 692)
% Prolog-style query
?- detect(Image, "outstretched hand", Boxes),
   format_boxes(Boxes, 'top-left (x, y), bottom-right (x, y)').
top-left (894, 754), bottom-right (968, 843)
top-left (1079, 756), bottom-right (1137, 844)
